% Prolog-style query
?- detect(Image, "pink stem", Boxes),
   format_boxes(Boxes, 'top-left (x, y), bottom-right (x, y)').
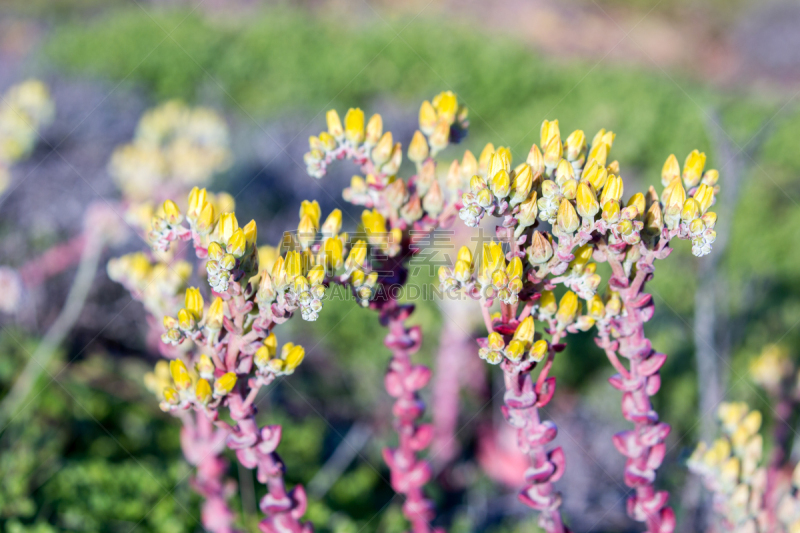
top-left (20, 233), bottom-right (87, 286)
top-left (180, 411), bottom-right (239, 533)
top-left (603, 258), bottom-right (676, 533)
top-left (500, 329), bottom-right (570, 533)
top-left (380, 299), bottom-right (439, 533)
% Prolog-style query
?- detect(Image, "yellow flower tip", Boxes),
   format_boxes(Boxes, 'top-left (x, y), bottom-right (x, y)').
top-left (570, 244), bottom-right (593, 272)
top-left (487, 332), bottom-right (505, 351)
top-left (284, 344), bottom-right (306, 372)
top-left (177, 308), bottom-right (195, 330)
top-left (371, 131), bottom-right (394, 165)
top-left (600, 174), bottom-right (623, 205)
top-left (507, 256), bottom-right (523, 279)
top-left (576, 181), bottom-right (600, 219)
top-left (214, 372), bottom-right (237, 396)
top-left (162, 386), bottom-right (180, 404)
top-left (297, 215), bottom-right (317, 249)
top-left (321, 209), bottom-right (342, 237)
top-left (489, 169), bottom-right (511, 198)
top-left (476, 144), bottom-right (495, 173)
top-left (408, 130), bottom-right (429, 163)
top-left (365, 113), bottom-right (383, 145)
top-left (556, 198), bottom-right (580, 234)
top-left (556, 290), bottom-right (579, 325)
top-left (529, 339), bottom-right (548, 362)
top-left (513, 316), bottom-right (535, 345)
top-left (243, 220), bottom-right (257, 246)
top-left (206, 296), bottom-right (225, 329)
top-left (196, 203), bottom-right (216, 234)
top-left (540, 119), bottom-right (560, 149)
top-left (419, 100), bottom-right (437, 134)
top-left (326, 109), bottom-right (343, 138)
top-left (169, 359), bottom-right (192, 390)
top-left (345, 240), bottom-right (368, 271)
top-left (661, 154), bottom-right (681, 186)
top-left (299, 200), bottom-right (321, 228)
top-left (544, 135), bottom-right (563, 167)
top-left (187, 187), bottom-right (209, 219)
top-left (163, 199), bottom-right (182, 225)
top-left (196, 354), bottom-right (215, 377)
top-left (207, 241), bottom-right (224, 261)
top-left (456, 245), bottom-right (473, 268)
top-left (555, 158), bottom-right (575, 185)
top-left (527, 230), bottom-right (553, 264)
top-left (195, 378), bottom-right (212, 404)
top-left (227, 228), bottom-right (246, 257)
top-left (185, 287), bottom-right (204, 319)
top-left (432, 90), bottom-right (458, 124)
top-left (565, 129), bottom-right (586, 161)
top-left (218, 212), bottom-right (239, 244)
top-left (682, 149), bottom-right (706, 187)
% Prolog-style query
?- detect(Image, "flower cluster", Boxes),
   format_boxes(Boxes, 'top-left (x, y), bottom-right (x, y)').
top-left (689, 402), bottom-right (800, 533)
top-left (446, 118), bottom-right (721, 533)
top-left (0, 80), bottom-right (54, 195)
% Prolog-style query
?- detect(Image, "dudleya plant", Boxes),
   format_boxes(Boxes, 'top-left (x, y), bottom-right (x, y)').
top-left (114, 91), bottom-right (726, 533)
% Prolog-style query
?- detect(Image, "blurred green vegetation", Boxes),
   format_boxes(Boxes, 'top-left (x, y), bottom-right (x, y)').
top-left (1, 3), bottom-right (798, 531)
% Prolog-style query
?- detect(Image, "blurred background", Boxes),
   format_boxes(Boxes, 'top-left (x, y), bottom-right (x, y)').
top-left (1, 0), bottom-right (799, 531)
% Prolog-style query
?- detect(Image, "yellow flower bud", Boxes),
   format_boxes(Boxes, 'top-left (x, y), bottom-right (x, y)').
top-left (195, 378), bottom-right (212, 404)
top-left (307, 264), bottom-right (325, 286)
top-left (206, 297), bottom-right (225, 329)
top-left (185, 287), bottom-right (204, 319)
top-left (297, 215), bottom-right (317, 249)
top-left (299, 200), bottom-right (321, 228)
top-left (513, 316), bottom-right (535, 346)
top-left (626, 192), bottom-right (645, 218)
top-left (478, 143), bottom-right (495, 175)
top-left (702, 211), bottom-right (716, 229)
top-left (560, 178), bottom-right (577, 200)
top-left (554, 159), bottom-right (574, 186)
top-left (408, 130), bottom-right (429, 163)
top-left (661, 154), bottom-right (680, 186)
top-left (227, 228), bottom-right (246, 257)
top-left (544, 135), bottom-right (563, 168)
top-left (284, 250), bottom-right (303, 280)
top-left (243, 220), bottom-right (257, 246)
top-left (344, 108), bottom-right (365, 144)
top-left (419, 100), bottom-right (437, 135)
top-left (345, 240), bottom-right (368, 272)
top-left (365, 113), bottom-right (383, 145)
top-left (682, 149), bottom-right (706, 187)
top-left (162, 386), bottom-right (179, 405)
top-left (576, 181), bottom-right (600, 219)
top-left (489, 169), bottom-right (511, 198)
top-left (207, 243), bottom-right (224, 263)
top-left (565, 130), bottom-right (586, 161)
top-left (693, 183), bottom-right (714, 214)
top-left (570, 244), bottom-right (593, 273)
top-left (527, 143), bottom-right (544, 178)
top-left (196, 202), bottom-right (216, 234)
top-left (507, 256), bottom-right (523, 279)
top-left (664, 179), bottom-right (686, 218)
top-left (433, 90), bottom-right (458, 124)
top-left (540, 119), bottom-right (559, 148)
top-left (320, 237), bottom-right (342, 270)
top-left (701, 169), bottom-right (719, 187)
top-left (423, 180), bottom-right (444, 216)
top-left (196, 354), bottom-right (215, 378)
top-left (556, 198), bottom-right (580, 234)
top-left (188, 187), bottom-right (209, 219)
top-left (170, 359), bottom-right (192, 390)
top-left (681, 198), bottom-right (701, 222)
top-left (556, 290), bottom-right (579, 325)
top-left (487, 332), bottom-right (505, 350)
top-left (218, 212), bottom-right (239, 244)
top-left (382, 142), bottom-right (403, 175)
top-left (539, 290), bottom-right (557, 315)
top-left (362, 208), bottom-right (387, 239)
top-left (529, 339), bottom-right (548, 362)
top-left (214, 372), bottom-right (237, 396)
top-left (517, 192), bottom-right (539, 230)
top-left (483, 242), bottom-right (505, 278)
top-left (600, 175), bottom-right (623, 205)
top-left (326, 109), bottom-right (343, 138)
top-left (371, 131), bottom-right (394, 166)
top-left (219, 253), bottom-right (236, 271)
top-left (741, 410), bottom-right (762, 436)
top-left (162, 199), bottom-right (182, 225)
top-left (527, 230), bottom-right (553, 264)
top-left (588, 295), bottom-right (605, 319)
top-left (283, 344), bottom-right (305, 372)
top-left (644, 202), bottom-right (663, 234)
top-left (177, 308), bottom-right (195, 330)
top-left (583, 161), bottom-right (608, 192)
top-left (488, 152), bottom-right (510, 181)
